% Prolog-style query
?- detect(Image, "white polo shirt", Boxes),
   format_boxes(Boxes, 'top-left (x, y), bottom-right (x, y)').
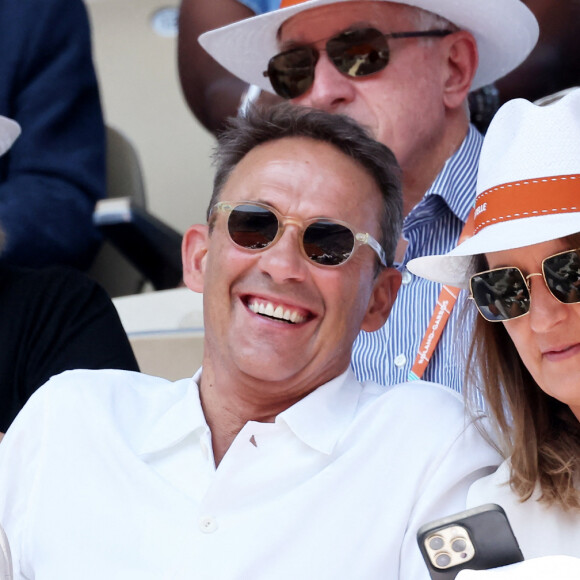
top-left (0, 368), bottom-right (500, 579)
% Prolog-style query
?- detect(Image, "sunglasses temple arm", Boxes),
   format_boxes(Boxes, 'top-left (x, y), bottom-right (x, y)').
top-left (363, 235), bottom-right (387, 267)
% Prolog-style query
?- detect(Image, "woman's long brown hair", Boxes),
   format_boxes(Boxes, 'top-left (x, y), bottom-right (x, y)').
top-left (464, 234), bottom-right (580, 510)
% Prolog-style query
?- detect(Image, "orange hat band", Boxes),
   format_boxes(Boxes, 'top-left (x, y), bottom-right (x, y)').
top-left (281, 0), bottom-right (312, 7)
top-left (474, 174), bottom-right (580, 234)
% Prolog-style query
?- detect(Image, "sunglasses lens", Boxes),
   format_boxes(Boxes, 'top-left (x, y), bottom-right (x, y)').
top-left (267, 47), bottom-right (317, 99)
top-left (303, 221), bottom-right (354, 266)
top-left (227, 205), bottom-right (278, 250)
top-left (543, 249), bottom-right (580, 304)
top-left (470, 268), bottom-right (530, 322)
top-left (327, 28), bottom-right (389, 77)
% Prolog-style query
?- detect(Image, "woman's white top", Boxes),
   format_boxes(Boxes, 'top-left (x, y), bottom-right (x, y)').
top-left (467, 460), bottom-right (580, 559)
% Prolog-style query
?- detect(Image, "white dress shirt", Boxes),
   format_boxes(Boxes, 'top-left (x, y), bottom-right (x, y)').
top-left (0, 368), bottom-right (500, 579)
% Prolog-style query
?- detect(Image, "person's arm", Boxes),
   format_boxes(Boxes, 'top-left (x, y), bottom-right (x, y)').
top-left (400, 414), bottom-right (502, 580)
top-left (0, 0), bottom-right (105, 269)
top-left (177, 0), bottom-right (257, 134)
top-left (21, 268), bottom-right (139, 399)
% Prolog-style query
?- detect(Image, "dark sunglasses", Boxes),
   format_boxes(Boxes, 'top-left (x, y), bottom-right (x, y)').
top-left (469, 248), bottom-right (580, 322)
top-left (210, 201), bottom-right (387, 267)
top-left (263, 27), bottom-right (453, 99)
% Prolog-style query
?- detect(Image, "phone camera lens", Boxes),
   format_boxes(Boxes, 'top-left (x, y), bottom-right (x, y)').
top-left (452, 539), bottom-right (467, 553)
top-left (435, 553), bottom-right (451, 568)
top-left (428, 536), bottom-right (444, 550)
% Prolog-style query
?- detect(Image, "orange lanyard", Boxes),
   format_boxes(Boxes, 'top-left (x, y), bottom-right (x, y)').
top-left (408, 209), bottom-right (475, 381)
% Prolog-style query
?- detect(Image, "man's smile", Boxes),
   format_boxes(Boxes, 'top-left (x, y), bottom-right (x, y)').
top-left (246, 297), bottom-right (309, 324)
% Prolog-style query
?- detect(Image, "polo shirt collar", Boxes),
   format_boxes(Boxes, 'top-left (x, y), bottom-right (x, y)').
top-left (276, 368), bottom-right (362, 455)
top-left (139, 368), bottom-right (364, 457)
top-left (139, 370), bottom-right (206, 456)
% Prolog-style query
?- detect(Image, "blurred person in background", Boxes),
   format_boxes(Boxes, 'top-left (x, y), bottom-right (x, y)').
top-left (180, 1), bottom-right (578, 135)
top-left (0, 115), bottom-right (138, 441)
top-left (0, 0), bottom-right (106, 269)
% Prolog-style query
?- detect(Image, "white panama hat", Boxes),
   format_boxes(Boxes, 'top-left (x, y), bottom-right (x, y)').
top-left (407, 87), bottom-right (580, 289)
top-left (0, 116), bottom-right (21, 157)
top-left (199, 0), bottom-right (538, 94)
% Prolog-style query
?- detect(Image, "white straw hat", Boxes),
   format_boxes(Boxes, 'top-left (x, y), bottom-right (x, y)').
top-left (0, 116), bottom-right (21, 157)
top-left (407, 88), bottom-right (580, 288)
top-left (199, 0), bottom-right (538, 94)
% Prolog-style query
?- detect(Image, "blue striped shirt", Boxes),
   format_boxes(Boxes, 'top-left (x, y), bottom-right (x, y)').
top-left (351, 125), bottom-right (483, 393)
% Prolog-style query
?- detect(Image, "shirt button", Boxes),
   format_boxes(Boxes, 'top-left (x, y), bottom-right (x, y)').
top-left (401, 269), bottom-right (413, 285)
top-left (394, 354), bottom-right (407, 368)
top-left (199, 516), bottom-right (218, 533)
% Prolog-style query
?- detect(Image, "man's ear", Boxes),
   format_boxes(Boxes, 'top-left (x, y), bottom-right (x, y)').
top-left (182, 224), bottom-right (209, 293)
top-left (441, 30), bottom-right (478, 110)
top-left (360, 267), bottom-right (402, 332)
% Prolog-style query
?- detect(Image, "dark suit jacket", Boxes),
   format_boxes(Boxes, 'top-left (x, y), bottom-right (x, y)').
top-left (0, 0), bottom-right (105, 268)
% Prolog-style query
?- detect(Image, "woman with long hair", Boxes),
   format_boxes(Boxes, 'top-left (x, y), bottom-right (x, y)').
top-left (409, 88), bottom-right (580, 574)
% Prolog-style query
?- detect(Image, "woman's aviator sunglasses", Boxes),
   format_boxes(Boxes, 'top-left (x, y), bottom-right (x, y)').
top-left (263, 27), bottom-right (453, 99)
top-left (469, 248), bottom-right (580, 322)
top-left (210, 201), bottom-right (387, 267)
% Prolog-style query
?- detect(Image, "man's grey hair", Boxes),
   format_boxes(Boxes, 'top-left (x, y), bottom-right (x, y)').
top-left (209, 103), bottom-right (402, 267)
top-left (412, 7), bottom-right (457, 32)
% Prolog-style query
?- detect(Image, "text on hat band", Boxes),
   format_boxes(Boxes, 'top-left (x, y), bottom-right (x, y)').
top-left (473, 174), bottom-right (580, 234)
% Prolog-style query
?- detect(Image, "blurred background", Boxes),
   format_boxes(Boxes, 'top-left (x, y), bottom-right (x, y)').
top-left (85, 0), bottom-right (214, 237)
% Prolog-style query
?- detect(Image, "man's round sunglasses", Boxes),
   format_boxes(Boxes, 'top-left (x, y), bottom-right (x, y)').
top-left (263, 27), bottom-right (453, 99)
top-left (469, 248), bottom-right (580, 322)
top-left (210, 201), bottom-right (387, 267)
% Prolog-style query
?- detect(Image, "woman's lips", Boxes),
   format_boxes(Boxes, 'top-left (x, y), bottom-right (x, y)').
top-left (543, 342), bottom-right (580, 362)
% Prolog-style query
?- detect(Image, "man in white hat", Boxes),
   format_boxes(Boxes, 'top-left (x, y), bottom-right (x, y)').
top-left (198, 0), bottom-right (538, 393)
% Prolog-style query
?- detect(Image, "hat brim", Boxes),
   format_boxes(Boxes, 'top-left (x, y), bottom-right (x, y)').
top-left (407, 213), bottom-right (580, 288)
top-left (199, 0), bottom-right (538, 94)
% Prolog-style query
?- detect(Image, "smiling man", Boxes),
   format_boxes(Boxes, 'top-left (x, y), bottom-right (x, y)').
top-left (0, 105), bottom-right (499, 579)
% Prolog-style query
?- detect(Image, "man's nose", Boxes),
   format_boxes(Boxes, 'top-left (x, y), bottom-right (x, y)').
top-left (258, 225), bottom-right (308, 284)
top-left (293, 52), bottom-right (356, 111)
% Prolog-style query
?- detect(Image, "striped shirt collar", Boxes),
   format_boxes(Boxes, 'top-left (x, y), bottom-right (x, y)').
top-left (424, 124), bottom-right (483, 223)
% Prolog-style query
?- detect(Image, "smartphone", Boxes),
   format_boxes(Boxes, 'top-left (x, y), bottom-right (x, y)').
top-left (417, 503), bottom-right (523, 580)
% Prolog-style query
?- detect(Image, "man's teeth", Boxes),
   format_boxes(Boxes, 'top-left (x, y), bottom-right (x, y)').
top-left (248, 301), bottom-right (306, 323)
